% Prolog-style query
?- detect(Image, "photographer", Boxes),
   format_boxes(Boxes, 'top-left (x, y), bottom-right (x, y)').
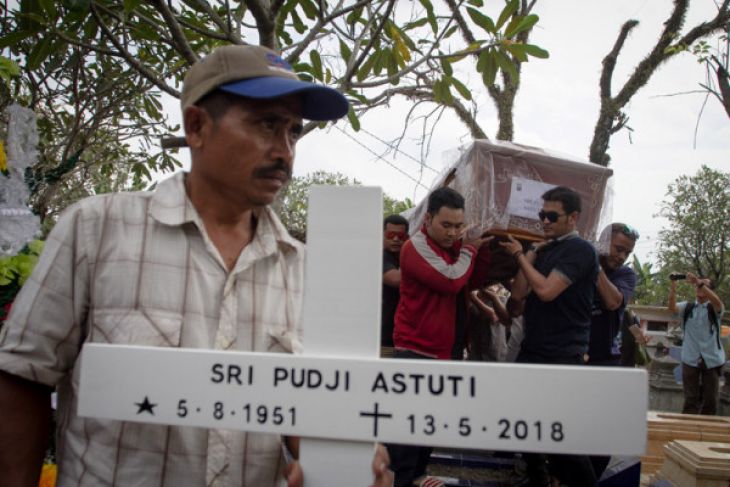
top-left (668, 272), bottom-right (726, 415)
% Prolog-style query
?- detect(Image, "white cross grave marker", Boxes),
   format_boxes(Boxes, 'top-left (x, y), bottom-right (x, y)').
top-left (78, 186), bottom-right (648, 486)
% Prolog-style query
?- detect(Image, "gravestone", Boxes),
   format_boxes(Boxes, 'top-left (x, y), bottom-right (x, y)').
top-left (79, 186), bottom-right (649, 485)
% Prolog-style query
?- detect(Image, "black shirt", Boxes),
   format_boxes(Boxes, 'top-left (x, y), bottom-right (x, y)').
top-left (522, 235), bottom-right (599, 359)
top-left (381, 250), bottom-right (400, 346)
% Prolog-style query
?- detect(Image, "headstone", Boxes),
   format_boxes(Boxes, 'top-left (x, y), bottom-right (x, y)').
top-left (642, 412), bottom-right (730, 476)
top-left (0, 104), bottom-right (40, 255)
top-left (648, 355), bottom-right (684, 413)
top-left (653, 440), bottom-right (730, 487)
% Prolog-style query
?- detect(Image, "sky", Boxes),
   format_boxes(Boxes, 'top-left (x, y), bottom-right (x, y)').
top-left (165, 0), bottom-right (730, 265)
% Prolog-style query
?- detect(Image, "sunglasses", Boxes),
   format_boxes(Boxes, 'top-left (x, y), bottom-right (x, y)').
top-left (619, 224), bottom-right (640, 240)
top-left (385, 230), bottom-right (407, 240)
top-left (538, 210), bottom-right (566, 223)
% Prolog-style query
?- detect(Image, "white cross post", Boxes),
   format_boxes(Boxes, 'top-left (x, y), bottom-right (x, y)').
top-left (78, 186), bottom-right (648, 485)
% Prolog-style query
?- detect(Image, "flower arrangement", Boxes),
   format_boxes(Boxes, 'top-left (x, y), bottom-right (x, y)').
top-left (0, 239), bottom-right (44, 325)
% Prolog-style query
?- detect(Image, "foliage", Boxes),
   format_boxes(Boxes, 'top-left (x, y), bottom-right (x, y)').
top-left (0, 0), bottom-right (547, 218)
top-left (0, 239), bottom-right (44, 316)
top-left (631, 255), bottom-right (665, 306)
top-left (274, 170), bottom-right (413, 241)
top-left (655, 165), bottom-right (730, 304)
top-left (384, 193), bottom-right (414, 216)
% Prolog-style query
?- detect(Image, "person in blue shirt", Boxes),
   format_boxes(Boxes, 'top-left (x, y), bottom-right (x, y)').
top-left (668, 272), bottom-right (726, 415)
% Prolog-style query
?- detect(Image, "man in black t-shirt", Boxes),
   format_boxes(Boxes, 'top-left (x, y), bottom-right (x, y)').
top-left (381, 214), bottom-right (409, 357)
top-left (501, 186), bottom-right (599, 487)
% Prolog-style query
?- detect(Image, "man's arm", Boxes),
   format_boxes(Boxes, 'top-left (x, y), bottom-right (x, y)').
top-left (688, 273), bottom-right (724, 314)
top-left (667, 277), bottom-right (678, 314)
top-left (383, 269), bottom-right (400, 288)
top-left (596, 268), bottom-right (624, 311)
top-left (403, 239), bottom-right (483, 295)
top-left (0, 371), bottom-right (52, 487)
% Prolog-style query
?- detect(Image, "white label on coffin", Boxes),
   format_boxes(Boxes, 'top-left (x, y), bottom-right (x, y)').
top-left (507, 177), bottom-right (557, 220)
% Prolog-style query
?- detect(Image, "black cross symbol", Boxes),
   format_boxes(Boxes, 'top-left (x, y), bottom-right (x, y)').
top-left (359, 402), bottom-right (393, 438)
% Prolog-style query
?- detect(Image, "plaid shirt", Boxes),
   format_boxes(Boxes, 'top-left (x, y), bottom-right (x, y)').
top-left (0, 172), bottom-right (304, 486)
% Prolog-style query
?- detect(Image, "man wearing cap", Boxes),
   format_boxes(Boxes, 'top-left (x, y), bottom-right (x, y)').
top-left (0, 45), bottom-right (391, 487)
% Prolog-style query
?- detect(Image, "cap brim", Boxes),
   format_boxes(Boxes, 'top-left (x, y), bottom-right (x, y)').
top-left (219, 77), bottom-right (349, 121)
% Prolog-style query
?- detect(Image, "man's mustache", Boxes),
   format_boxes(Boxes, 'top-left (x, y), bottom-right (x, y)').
top-left (253, 161), bottom-right (292, 181)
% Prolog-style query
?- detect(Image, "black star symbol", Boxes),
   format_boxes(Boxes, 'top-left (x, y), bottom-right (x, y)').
top-left (135, 396), bottom-right (157, 415)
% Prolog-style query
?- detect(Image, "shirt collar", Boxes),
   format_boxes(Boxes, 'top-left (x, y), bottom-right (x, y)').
top-left (149, 171), bottom-right (302, 255)
top-left (554, 230), bottom-right (579, 242)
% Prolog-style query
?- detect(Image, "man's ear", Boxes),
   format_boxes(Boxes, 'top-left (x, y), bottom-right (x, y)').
top-left (425, 212), bottom-right (433, 226)
top-left (183, 105), bottom-right (209, 149)
top-left (568, 211), bottom-right (579, 226)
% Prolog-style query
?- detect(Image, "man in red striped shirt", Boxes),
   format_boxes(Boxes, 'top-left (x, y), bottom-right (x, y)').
top-left (389, 187), bottom-right (489, 487)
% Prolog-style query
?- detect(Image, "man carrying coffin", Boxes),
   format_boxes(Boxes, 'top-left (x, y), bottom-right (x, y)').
top-left (500, 186), bottom-right (599, 487)
top-left (0, 44), bottom-right (391, 487)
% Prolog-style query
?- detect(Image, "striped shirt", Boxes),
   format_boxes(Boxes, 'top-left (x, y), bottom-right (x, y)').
top-left (0, 172), bottom-right (304, 486)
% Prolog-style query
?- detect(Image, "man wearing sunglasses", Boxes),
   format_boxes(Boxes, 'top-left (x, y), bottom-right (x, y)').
top-left (381, 214), bottom-right (409, 358)
top-left (501, 186), bottom-right (599, 487)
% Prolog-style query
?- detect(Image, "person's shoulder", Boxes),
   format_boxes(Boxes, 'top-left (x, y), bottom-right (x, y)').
top-left (59, 190), bottom-right (153, 223)
top-left (614, 265), bottom-right (637, 280)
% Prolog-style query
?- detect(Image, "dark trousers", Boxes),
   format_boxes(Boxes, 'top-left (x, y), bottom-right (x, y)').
top-left (387, 349), bottom-right (435, 487)
top-left (682, 361), bottom-right (722, 415)
top-left (516, 350), bottom-right (598, 487)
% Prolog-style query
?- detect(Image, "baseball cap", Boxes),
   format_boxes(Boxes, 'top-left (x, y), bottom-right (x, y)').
top-left (181, 44), bottom-right (349, 121)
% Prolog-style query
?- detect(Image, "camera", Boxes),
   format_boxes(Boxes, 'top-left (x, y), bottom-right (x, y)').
top-left (669, 273), bottom-right (686, 281)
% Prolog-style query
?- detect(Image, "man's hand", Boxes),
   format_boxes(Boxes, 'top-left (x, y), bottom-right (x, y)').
top-left (463, 234), bottom-right (493, 250)
top-left (629, 324), bottom-right (649, 346)
top-left (498, 234), bottom-right (523, 257)
top-left (285, 461), bottom-right (304, 487)
top-left (370, 444), bottom-right (394, 487)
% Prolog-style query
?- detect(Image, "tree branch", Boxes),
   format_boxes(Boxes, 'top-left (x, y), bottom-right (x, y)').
top-left (91, 4), bottom-right (180, 98)
top-left (150, 0), bottom-right (199, 64)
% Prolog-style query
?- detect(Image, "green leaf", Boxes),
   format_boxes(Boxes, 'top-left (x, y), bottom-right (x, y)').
top-left (467, 0), bottom-right (484, 5)
top-left (0, 56), bottom-right (21, 84)
top-left (290, 9), bottom-right (306, 34)
top-left (64, 0), bottom-right (91, 13)
top-left (476, 49), bottom-right (489, 72)
top-left (27, 240), bottom-right (44, 256)
top-left (418, 0), bottom-right (437, 34)
top-left (404, 18), bottom-right (429, 30)
top-left (26, 36), bottom-right (55, 71)
top-left (346, 5), bottom-right (363, 26)
top-left (494, 48), bottom-right (518, 81)
top-left (481, 50), bottom-right (497, 86)
top-left (123, 0), bottom-right (143, 14)
top-left (521, 43), bottom-right (549, 59)
top-left (440, 57), bottom-right (453, 76)
top-left (0, 30), bottom-right (36, 50)
top-left (496, 0), bottom-right (519, 31)
top-left (466, 7), bottom-right (496, 34)
top-left (373, 48), bottom-right (387, 76)
top-left (299, 0), bottom-right (318, 20)
top-left (450, 76), bottom-right (472, 100)
top-left (309, 50), bottom-right (323, 81)
top-left (347, 106), bottom-right (360, 131)
top-left (504, 43), bottom-right (528, 62)
top-left (357, 54), bottom-right (376, 82)
top-left (339, 39), bottom-right (351, 63)
top-left (505, 14), bottom-right (539, 38)
top-left (39, 0), bottom-right (58, 18)
top-left (443, 25), bottom-right (458, 38)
